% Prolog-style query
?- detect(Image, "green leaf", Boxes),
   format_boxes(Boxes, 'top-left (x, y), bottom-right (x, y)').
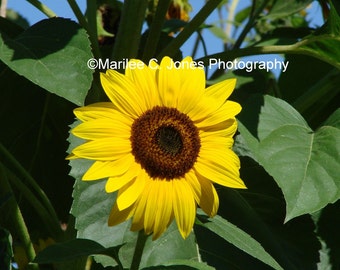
top-left (142, 259), bottom-right (215, 270)
top-left (297, 36), bottom-right (340, 69)
top-left (33, 238), bottom-right (121, 263)
top-left (0, 228), bottom-right (12, 270)
top-left (323, 108), bottom-right (340, 128)
top-left (197, 213), bottom-right (283, 270)
top-left (0, 17), bottom-right (93, 106)
top-left (238, 95), bottom-right (340, 221)
top-left (278, 55), bottom-right (340, 128)
top-left (320, 1), bottom-right (340, 36)
top-left (68, 121), bottom-right (199, 269)
top-left (266, 0), bottom-right (313, 19)
top-left (208, 25), bottom-right (229, 42)
top-left (292, 2), bottom-right (340, 70)
top-left (0, 16), bottom-right (25, 38)
top-left (235, 6), bottom-right (251, 25)
top-left (259, 125), bottom-right (340, 220)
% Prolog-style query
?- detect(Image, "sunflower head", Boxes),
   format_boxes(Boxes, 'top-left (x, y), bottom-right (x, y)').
top-left (69, 56), bottom-right (246, 240)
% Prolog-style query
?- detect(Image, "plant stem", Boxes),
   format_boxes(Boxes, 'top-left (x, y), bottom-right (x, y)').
top-left (29, 93), bottom-right (50, 172)
top-left (0, 163), bottom-right (39, 270)
top-left (293, 68), bottom-right (340, 114)
top-left (0, 0), bottom-right (7, 17)
top-left (7, 169), bottom-right (62, 237)
top-left (130, 231), bottom-right (148, 270)
top-left (197, 39), bottom-right (339, 68)
top-left (158, 0), bottom-right (222, 59)
top-left (0, 143), bottom-right (60, 229)
top-left (225, 0), bottom-right (239, 47)
top-left (86, 0), bottom-right (100, 58)
top-left (232, 0), bottom-right (269, 49)
top-left (25, 0), bottom-right (57, 18)
top-left (142, 0), bottom-right (172, 62)
top-left (67, 0), bottom-right (101, 59)
top-left (198, 44), bottom-right (297, 64)
top-left (111, 0), bottom-right (149, 63)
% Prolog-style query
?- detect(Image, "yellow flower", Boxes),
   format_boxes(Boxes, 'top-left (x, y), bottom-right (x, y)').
top-left (69, 57), bottom-right (246, 240)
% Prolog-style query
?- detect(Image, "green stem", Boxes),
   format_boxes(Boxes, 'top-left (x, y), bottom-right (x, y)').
top-left (191, 34), bottom-right (200, 58)
top-left (0, 143), bottom-right (59, 229)
top-left (197, 38), bottom-right (338, 67)
top-left (225, 0), bottom-right (239, 48)
top-left (0, 0), bottom-right (7, 17)
top-left (29, 93), bottom-right (50, 172)
top-left (142, 0), bottom-right (172, 62)
top-left (67, 0), bottom-right (101, 59)
top-left (292, 68), bottom-right (340, 114)
top-left (197, 44), bottom-right (296, 65)
top-left (232, 0), bottom-right (269, 49)
top-left (7, 169), bottom-right (62, 238)
top-left (130, 231), bottom-right (148, 270)
top-left (25, 0), bottom-right (57, 18)
top-left (111, 0), bottom-right (149, 63)
top-left (86, 0), bottom-right (100, 58)
top-left (157, 0), bottom-right (223, 60)
top-left (0, 163), bottom-right (39, 270)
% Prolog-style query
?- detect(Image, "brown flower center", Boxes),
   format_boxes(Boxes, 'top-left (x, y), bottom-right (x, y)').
top-left (130, 106), bottom-right (200, 180)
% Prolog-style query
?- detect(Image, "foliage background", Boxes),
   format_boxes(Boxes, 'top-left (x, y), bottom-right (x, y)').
top-left (0, 0), bottom-right (339, 269)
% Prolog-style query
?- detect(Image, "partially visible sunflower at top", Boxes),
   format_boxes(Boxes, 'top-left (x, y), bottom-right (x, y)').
top-left (68, 56), bottom-right (246, 240)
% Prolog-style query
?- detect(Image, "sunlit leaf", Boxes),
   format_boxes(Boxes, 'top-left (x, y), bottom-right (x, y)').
top-left (0, 18), bottom-right (93, 106)
top-left (238, 95), bottom-right (340, 221)
top-left (266, 0), bottom-right (313, 19)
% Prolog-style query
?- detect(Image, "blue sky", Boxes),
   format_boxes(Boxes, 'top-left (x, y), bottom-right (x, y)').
top-left (6, 0), bottom-right (323, 76)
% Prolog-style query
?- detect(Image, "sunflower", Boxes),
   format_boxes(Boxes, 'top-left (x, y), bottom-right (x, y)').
top-left (68, 56), bottom-right (246, 240)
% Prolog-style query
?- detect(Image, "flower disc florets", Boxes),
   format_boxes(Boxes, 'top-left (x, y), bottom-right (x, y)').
top-left (130, 106), bottom-right (200, 180)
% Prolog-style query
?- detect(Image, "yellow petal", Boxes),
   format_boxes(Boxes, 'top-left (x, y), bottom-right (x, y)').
top-left (131, 175), bottom-right (151, 232)
top-left (185, 170), bottom-right (201, 203)
top-left (125, 59), bottom-right (160, 108)
top-left (152, 180), bottom-right (173, 240)
top-left (200, 135), bottom-right (235, 149)
top-left (100, 70), bottom-right (146, 118)
top-left (143, 179), bottom-right (159, 235)
top-left (83, 154), bottom-right (134, 180)
top-left (195, 101), bottom-right (241, 128)
top-left (186, 170), bottom-right (219, 216)
top-left (199, 119), bottom-right (237, 138)
top-left (71, 138), bottom-right (130, 160)
top-left (176, 58), bottom-right (205, 114)
top-left (105, 162), bottom-right (141, 192)
top-left (195, 149), bottom-right (246, 189)
top-left (205, 78), bottom-right (236, 107)
top-left (116, 170), bottom-right (146, 210)
top-left (108, 202), bottom-right (135, 227)
top-left (173, 179), bottom-right (196, 239)
top-left (158, 57), bottom-right (180, 107)
top-left (72, 118), bottom-right (131, 140)
top-left (196, 175), bottom-right (219, 217)
top-left (74, 103), bottom-right (117, 122)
